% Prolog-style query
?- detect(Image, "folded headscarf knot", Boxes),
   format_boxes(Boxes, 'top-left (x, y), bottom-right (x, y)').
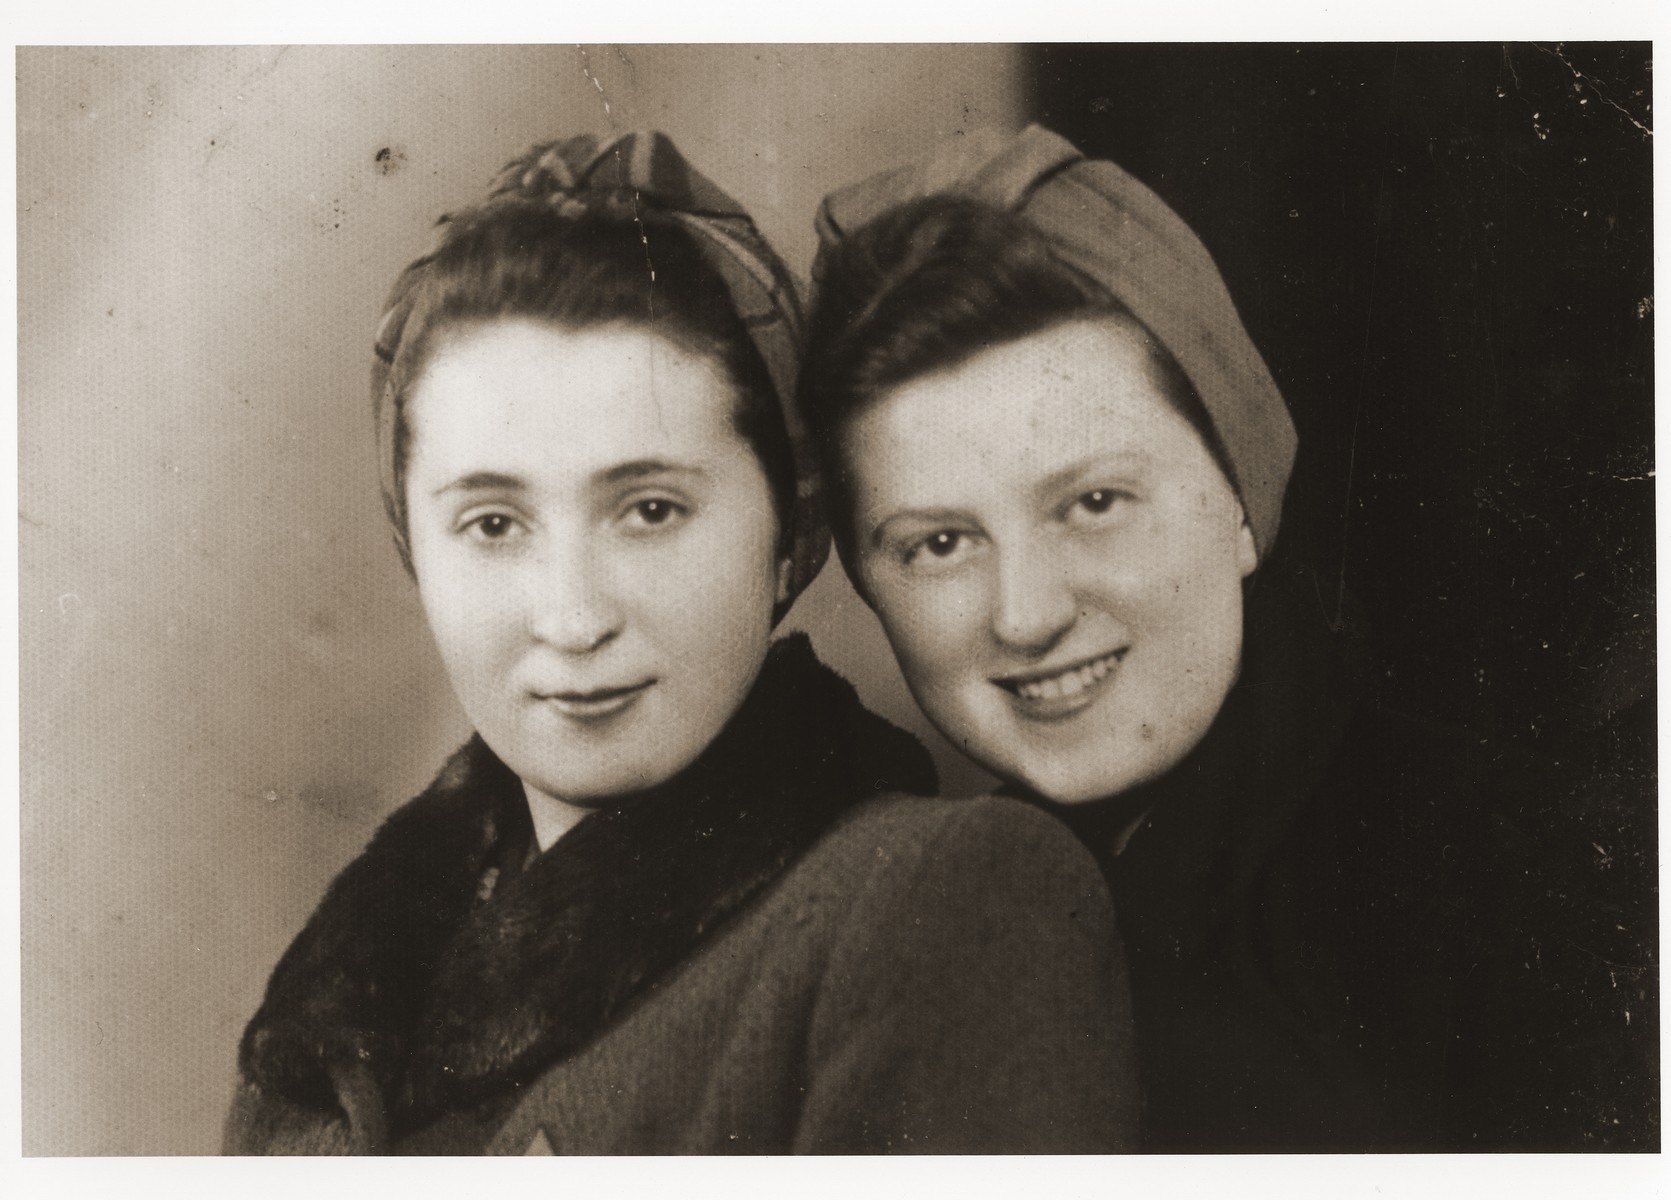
top-left (521, 144), bottom-right (581, 198)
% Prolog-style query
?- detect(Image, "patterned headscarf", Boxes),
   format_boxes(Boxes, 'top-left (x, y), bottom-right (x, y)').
top-left (812, 124), bottom-right (1297, 559)
top-left (373, 130), bottom-right (828, 607)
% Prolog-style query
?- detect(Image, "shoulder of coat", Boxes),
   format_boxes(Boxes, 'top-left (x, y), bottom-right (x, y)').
top-left (812, 791), bottom-right (1089, 875)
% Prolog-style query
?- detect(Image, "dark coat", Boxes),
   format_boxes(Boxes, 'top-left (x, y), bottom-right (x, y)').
top-left (1052, 561), bottom-right (1655, 1151)
top-left (226, 635), bottom-right (1137, 1154)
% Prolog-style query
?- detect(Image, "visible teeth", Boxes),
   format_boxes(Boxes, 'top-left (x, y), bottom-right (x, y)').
top-left (1021, 676), bottom-right (1062, 701)
top-left (1015, 653), bottom-right (1119, 701)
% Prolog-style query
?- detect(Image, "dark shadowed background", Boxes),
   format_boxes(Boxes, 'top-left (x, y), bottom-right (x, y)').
top-left (1030, 44), bottom-right (1653, 762)
top-left (1026, 41), bottom-right (1656, 1136)
top-left (19, 43), bottom-right (1654, 1154)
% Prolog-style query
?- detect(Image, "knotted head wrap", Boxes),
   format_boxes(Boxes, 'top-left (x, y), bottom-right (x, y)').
top-left (372, 130), bottom-right (828, 609)
top-left (809, 123), bottom-right (1297, 559)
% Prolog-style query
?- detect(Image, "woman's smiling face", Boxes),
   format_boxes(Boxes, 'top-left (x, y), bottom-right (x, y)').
top-left (404, 318), bottom-right (784, 808)
top-left (843, 317), bottom-right (1258, 804)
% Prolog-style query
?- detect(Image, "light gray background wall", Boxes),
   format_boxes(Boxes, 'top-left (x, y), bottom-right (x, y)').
top-left (19, 45), bottom-right (1018, 1155)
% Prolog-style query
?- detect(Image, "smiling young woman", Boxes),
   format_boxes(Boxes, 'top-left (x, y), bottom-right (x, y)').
top-left (844, 316), bottom-right (1257, 805)
top-left (223, 131), bottom-right (1135, 1154)
top-left (800, 125), bottom-right (1630, 1151)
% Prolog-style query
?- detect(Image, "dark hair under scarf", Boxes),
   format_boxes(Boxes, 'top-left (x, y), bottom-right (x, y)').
top-left (809, 123), bottom-right (1297, 559)
top-left (371, 130), bottom-right (829, 609)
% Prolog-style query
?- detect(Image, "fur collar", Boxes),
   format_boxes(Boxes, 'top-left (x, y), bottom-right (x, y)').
top-left (236, 634), bottom-right (934, 1143)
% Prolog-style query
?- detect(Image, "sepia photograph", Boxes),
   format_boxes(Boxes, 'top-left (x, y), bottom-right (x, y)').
top-left (15, 38), bottom-right (1656, 1167)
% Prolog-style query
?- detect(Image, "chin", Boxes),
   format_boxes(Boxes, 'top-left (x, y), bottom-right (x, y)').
top-left (1013, 763), bottom-right (1122, 806)
top-left (506, 749), bottom-right (658, 807)
top-left (552, 765), bottom-right (672, 804)
top-left (1003, 746), bottom-right (1179, 807)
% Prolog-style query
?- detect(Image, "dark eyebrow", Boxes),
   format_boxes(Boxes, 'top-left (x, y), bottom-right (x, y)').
top-left (599, 459), bottom-right (708, 485)
top-left (430, 471), bottom-right (524, 499)
top-left (870, 507), bottom-right (975, 550)
top-left (1032, 452), bottom-right (1151, 503)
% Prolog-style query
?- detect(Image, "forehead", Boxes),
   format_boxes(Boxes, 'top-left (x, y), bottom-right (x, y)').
top-left (847, 318), bottom-right (1206, 501)
top-left (406, 318), bottom-right (740, 475)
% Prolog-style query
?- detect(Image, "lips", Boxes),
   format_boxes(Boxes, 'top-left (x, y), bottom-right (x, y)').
top-left (993, 649), bottom-right (1126, 717)
top-left (533, 678), bottom-right (655, 721)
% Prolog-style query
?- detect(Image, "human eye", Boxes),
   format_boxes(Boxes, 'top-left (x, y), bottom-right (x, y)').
top-left (458, 508), bottom-right (526, 545)
top-left (900, 529), bottom-right (976, 572)
top-left (619, 495), bottom-right (690, 533)
top-left (1065, 487), bottom-right (1134, 527)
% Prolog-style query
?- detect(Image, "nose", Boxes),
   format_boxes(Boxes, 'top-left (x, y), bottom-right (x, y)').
top-left (990, 540), bottom-right (1077, 657)
top-left (527, 534), bottom-right (623, 654)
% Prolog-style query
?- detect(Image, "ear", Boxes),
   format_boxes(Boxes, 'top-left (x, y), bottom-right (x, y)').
top-left (775, 556), bottom-right (794, 607)
top-left (1233, 503), bottom-right (1259, 579)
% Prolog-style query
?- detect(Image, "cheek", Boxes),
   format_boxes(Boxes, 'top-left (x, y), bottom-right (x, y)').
top-left (1119, 500), bottom-right (1248, 610)
top-left (405, 495), bottom-right (488, 615)
top-left (412, 560), bottom-right (519, 707)
top-left (1128, 536), bottom-right (1247, 700)
top-left (650, 509), bottom-right (779, 655)
top-left (866, 569), bottom-right (984, 687)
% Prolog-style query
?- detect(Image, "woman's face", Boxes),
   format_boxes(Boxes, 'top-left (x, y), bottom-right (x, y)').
top-left (404, 318), bottom-right (784, 807)
top-left (842, 318), bottom-right (1257, 804)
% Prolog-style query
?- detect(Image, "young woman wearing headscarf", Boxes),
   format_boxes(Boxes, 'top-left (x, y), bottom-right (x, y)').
top-left (798, 124), bottom-right (1631, 1151)
top-left (223, 131), bottom-right (1136, 1155)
